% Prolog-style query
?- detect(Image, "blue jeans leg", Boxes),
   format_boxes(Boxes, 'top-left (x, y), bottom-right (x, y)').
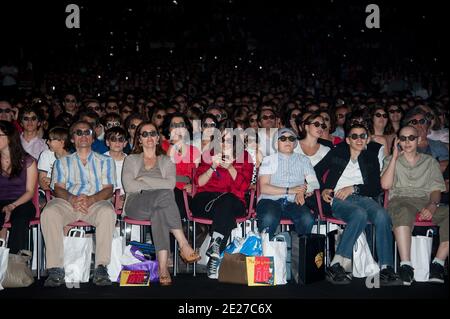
top-left (331, 196), bottom-right (368, 259)
top-left (257, 199), bottom-right (283, 238)
top-left (283, 201), bottom-right (315, 235)
top-left (357, 196), bottom-right (394, 267)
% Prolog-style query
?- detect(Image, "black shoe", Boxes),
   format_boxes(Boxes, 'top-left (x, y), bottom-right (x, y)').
top-left (379, 266), bottom-right (402, 286)
top-left (428, 262), bottom-right (445, 284)
top-left (44, 267), bottom-right (65, 288)
top-left (326, 263), bottom-right (351, 285)
top-left (398, 264), bottom-right (414, 286)
top-left (93, 265), bottom-right (112, 286)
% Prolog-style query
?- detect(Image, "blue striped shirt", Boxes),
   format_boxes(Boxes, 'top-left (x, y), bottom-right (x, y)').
top-left (50, 151), bottom-right (116, 196)
top-left (258, 152), bottom-right (319, 202)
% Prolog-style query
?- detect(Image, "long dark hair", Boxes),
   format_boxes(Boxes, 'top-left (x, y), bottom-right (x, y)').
top-left (0, 120), bottom-right (28, 178)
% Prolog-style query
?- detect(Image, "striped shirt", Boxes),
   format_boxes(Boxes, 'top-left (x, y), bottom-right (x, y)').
top-left (50, 151), bottom-right (116, 196)
top-left (258, 152), bottom-right (319, 202)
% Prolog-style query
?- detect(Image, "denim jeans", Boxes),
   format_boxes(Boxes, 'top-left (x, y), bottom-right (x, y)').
top-left (257, 198), bottom-right (315, 239)
top-left (331, 195), bottom-right (394, 267)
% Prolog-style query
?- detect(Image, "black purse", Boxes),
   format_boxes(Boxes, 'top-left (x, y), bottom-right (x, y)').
top-left (292, 233), bottom-right (326, 285)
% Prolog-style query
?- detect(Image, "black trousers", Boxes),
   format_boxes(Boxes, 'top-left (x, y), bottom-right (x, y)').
top-left (191, 192), bottom-right (246, 251)
top-left (0, 200), bottom-right (35, 254)
top-left (174, 187), bottom-right (190, 220)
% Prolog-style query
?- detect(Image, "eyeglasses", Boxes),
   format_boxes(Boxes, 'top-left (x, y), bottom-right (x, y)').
top-left (129, 124), bottom-right (139, 130)
top-left (106, 122), bottom-right (121, 129)
top-left (106, 106), bottom-right (118, 110)
top-left (23, 116), bottom-right (38, 122)
top-left (322, 117), bottom-right (330, 122)
top-left (291, 114), bottom-right (300, 119)
top-left (202, 122), bottom-right (216, 128)
top-left (170, 122), bottom-right (186, 129)
top-left (249, 118), bottom-right (257, 123)
top-left (278, 135), bottom-right (297, 142)
top-left (374, 113), bottom-right (388, 118)
top-left (306, 121), bottom-right (327, 129)
top-left (351, 120), bottom-right (365, 126)
top-left (108, 136), bottom-right (126, 143)
top-left (155, 114), bottom-right (165, 119)
top-left (389, 109), bottom-right (402, 114)
top-left (261, 115), bottom-right (275, 120)
top-left (65, 99), bottom-right (76, 103)
top-left (88, 106), bottom-right (102, 112)
top-left (74, 129), bottom-right (93, 137)
top-left (349, 133), bottom-right (368, 140)
top-left (408, 118), bottom-right (427, 126)
top-left (0, 108), bottom-right (12, 114)
top-left (425, 112), bottom-right (435, 120)
top-left (48, 138), bottom-right (62, 142)
top-left (336, 113), bottom-right (346, 119)
top-left (140, 130), bottom-right (158, 138)
top-left (122, 109), bottom-right (132, 114)
top-left (399, 135), bottom-right (418, 142)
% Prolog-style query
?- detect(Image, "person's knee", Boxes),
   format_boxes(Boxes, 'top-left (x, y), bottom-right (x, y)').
top-left (374, 208), bottom-right (391, 226)
top-left (350, 209), bottom-right (368, 225)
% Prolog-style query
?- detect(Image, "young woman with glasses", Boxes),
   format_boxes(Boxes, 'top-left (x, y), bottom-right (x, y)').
top-left (369, 105), bottom-right (395, 157)
top-left (297, 113), bottom-right (331, 167)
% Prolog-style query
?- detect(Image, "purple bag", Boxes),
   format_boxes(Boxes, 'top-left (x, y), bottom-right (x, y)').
top-left (117, 246), bottom-right (159, 283)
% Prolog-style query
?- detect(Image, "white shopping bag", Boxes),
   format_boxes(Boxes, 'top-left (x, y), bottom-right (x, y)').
top-left (261, 231), bottom-right (287, 285)
top-left (352, 232), bottom-right (380, 278)
top-left (411, 229), bottom-right (434, 282)
top-left (197, 234), bottom-right (211, 266)
top-left (63, 229), bottom-right (93, 283)
top-left (107, 228), bottom-right (125, 281)
top-left (0, 239), bottom-right (9, 291)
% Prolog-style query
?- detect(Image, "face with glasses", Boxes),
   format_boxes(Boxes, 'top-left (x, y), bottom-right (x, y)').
top-left (152, 111), bottom-right (166, 128)
top-left (305, 116), bottom-right (327, 138)
top-left (335, 109), bottom-right (349, 126)
top-left (249, 115), bottom-right (258, 129)
top-left (21, 112), bottom-right (40, 132)
top-left (105, 121), bottom-right (121, 130)
top-left (87, 103), bottom-right (104, 117)
top-left (128, 118), bottom-right (143, 141)
top-left (398, 127), bottom-right (419, 152)
top-left (407, 115), bottom-right (429, 138)
top-left (278, 134), bottom-right (297, 154)
top-left (0, 102), bottom-right (14, 122)
top-left (63, 94), bottom-right (77, 113)
top-left (120, 107), bottom-right (133, 121)
top-left (320, 112), bottom-right (331, 133)
top-left (71, 124), bottom-right (94, 149)
top-left (346, 127), bottom-right (369, 152)
top-left (388, 106), bottom-right (402, 122)
top-left (106, 134), bottom-right (127, 152)
top-left (259, 110), bottom-right (276, 129)
top-left (169, 117), bottom-right (187, 143)
top-left (139, 124), bottom-right (159, 148)
top-left (106, 102), bottom-right (119, 114)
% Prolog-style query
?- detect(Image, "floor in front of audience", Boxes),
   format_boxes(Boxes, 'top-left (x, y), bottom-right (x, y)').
top-left (1, 273), bottom-right (447, 299)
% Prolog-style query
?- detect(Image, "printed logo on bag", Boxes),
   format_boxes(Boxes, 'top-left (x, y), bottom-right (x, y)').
top-left (314, 252), bottom-right (323, 269)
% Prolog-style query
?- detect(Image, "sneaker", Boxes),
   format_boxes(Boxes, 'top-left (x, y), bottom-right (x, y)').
top-left (428, 262), bottom-right (445, 284)
top-left (326, 263), bottom-right (351, 285)
top-left (207, 256), bottom-right (221, 280)
top-left (93, 265), bottom-right (112, 286)
top-left (379, 266), bottom-right (402, 286)
top-left (398, 264), bottom-right (414, 286)
top-left (44, 267), bottom-right (65, 288)
top-left (206, 237), bottom-right (222, 259)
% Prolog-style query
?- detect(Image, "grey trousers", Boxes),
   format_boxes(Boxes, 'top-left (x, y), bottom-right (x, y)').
top-left (125, 189), bottom-right (182, 253)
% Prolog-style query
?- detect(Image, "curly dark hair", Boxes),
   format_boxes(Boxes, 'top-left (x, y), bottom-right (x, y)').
top-left (0, 120), bottom-right (28, 178)
top-left (160, 112), bottom-right (193, 141)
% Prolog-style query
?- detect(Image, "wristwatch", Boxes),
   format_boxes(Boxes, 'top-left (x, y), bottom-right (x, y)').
top-left (352, 185), bottom-right (360, 195)
top-left (430, 201), bottom-right (441, 208)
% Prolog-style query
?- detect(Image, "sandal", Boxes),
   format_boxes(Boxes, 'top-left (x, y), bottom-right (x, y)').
top-left (159, 272), bottom-right (172, 286)
top-left (179, 245), bottom-right (201, 264)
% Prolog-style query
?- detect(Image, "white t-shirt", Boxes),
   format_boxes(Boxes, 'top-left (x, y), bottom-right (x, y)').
top-left (295, 143), bottom-right (331, 167)
top-left (334, 159), bottom-right (364, 192)
top-left (104, 151), bottom-right (126, 194)
top-left (37, 149), bottom-right (57, 178)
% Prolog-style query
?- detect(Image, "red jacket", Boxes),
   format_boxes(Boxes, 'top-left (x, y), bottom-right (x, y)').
top-left (194, 150), bottom-right (254, 206)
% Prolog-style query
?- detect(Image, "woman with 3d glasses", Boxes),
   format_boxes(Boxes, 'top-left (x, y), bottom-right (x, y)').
top-left (314, 124), bottom-right (400, 286)
top-left (122, 121), bottom-right (200, 286)
top-left (297, 113), bottom-right (331, 167)
top-left (368, 105), bottom-right (395, 157)
top-left (257, 128), bottom-right (320, 239)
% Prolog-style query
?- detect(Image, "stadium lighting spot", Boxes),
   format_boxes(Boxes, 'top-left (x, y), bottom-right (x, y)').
top-left (128, 8), bottom-right (133, 12)
top-left (199, 56), bottom-right (203, 60)
top-left (169, 50), bottom-right (173, 54)
top-left (259, 66), bottom-right (263, 70)
top-left (51, 86), bottom-right (56, 91)
top-left (214, 56), bottom-right (218, 60)
top-left (173, 0), bottom-right (178, 5)
top-left (109, 52), bottom-right (114, 57)
top-left (125, 76), bottom-right (129, 81)
top-left (343, 54), bottom-right (347, 58)
top-left (338, 24), bottom-right (341, 28)
top-left (234, 65), bottom-right (238, 69)
top-left (434, 57), bottom-right (438, 62)
top-left (97, 93), bottom-right (101, 97)
top-left (110, 31), bottom-right (114, 35)
top-left (248, 60), bottom-right (252, 64)
top-left (97, 75), bottom-right (101, 79)
top-left (360, 29), bottom-right (365, 32)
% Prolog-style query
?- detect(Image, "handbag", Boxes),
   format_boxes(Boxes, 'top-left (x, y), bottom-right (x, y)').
top-left (411, 229), bottom-right (434, 282)
top-left (218, 253), bottom-right (248, 284)
top-left (63, 229), bottom-right (93, 283)
top-left (2, 250), bottom-right (34, 288)
top-left (119, 245), bottom-right (159, 283)
top-left (292, 233), bottom-right (326, 285)
top-left (246, 256), bottom-right (275, 286)
top-left (261, 232), bottom-right (287, 285)
top-left (352, 232), bottom-right (380, 278)
top-left (0, 239), bottom-right (10, 290)
top-left (107, 228), bottom-right (125, 281)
